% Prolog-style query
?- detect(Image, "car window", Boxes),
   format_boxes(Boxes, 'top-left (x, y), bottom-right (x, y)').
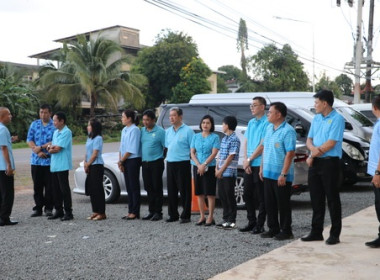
top-left (360, 110), bottom-right (377, 123)
top-left (160, 106), bottom-right (208, 128)
top-left (207, 105), bottom-right (251, 126)
top-left (336, 107), bottom-right (373, 127)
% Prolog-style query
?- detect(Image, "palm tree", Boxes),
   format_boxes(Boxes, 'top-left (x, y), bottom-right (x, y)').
top-left (39, 35), bottom-right (145, 118)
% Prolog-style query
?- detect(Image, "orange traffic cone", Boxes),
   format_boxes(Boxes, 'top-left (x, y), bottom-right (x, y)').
top-left (191, 177), bottom-right (208, 214)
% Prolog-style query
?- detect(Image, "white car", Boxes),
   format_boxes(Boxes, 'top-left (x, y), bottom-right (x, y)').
top-left (73, 125), bottom-right (309, 207)
top-left (350, 103), bottom-right (376, 123)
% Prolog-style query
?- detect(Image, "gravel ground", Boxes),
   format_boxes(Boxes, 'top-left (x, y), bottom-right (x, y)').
top-left (1, 178), bottom-right (375, 280)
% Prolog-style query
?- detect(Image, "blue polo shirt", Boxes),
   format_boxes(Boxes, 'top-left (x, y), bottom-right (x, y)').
top-left (308, 109), bottom-right (344, 158)
top-left (368, 119), bottom-right (380, 176)
top-left (141, 125), bottom-right (165, 162)
top-left (165, 123), bottom-right (194, 162)
top-left (0, 123), bottom-right (15, 170)
top-left (190, 132), bottom-right (220, 167)
top-left (27, 119), bottom-right (55, 166)
top-left (218, 132), bottom-right (240, 177)
top-left (262, 121), bottom-right (296, 182)
top-left (120, 124), bottom-right (141, 159)
top-left (86, 135), bottom-right (104, 165)
top-left (245, 115), bottom-right (269, 167)
top-left (50, 125), bottom-right (72, 172)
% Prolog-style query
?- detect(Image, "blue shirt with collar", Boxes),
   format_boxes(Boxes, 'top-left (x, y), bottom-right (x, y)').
top-left (308, 109), bottom-right (344, 158)
top-left (120, 124), bottom-right (141, 159)
top-left (165, 123), bottom-right (194, 162)
top-left (141, 124), bottom-right (165, 162)
top-left (245, 115), bottom-right (269, 167)
top-left (368, 118), bottom-right (380, 176)
top-left (50, 125), bottom-right (72, 172)
top-left (0, 123), bottom-right (15, 170)
top-left (190, 132), bottom-right (220, 167)
top-left (27, 119), bottom-right (55, 166)
top-left (86, 135), bottom-right (104, 165)
top-left (262, 121), bottom-right (296, 182)
top-left (218, 132), bottom-right (240, 177)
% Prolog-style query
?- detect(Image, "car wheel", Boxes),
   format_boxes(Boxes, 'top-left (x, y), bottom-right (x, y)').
top-left (235, 170), bottom-right (245, 209)
top-left (103, 169), bottom-right (120, 203)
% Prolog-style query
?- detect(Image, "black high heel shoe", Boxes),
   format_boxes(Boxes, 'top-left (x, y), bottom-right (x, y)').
top-left (205, 219), bottom-right (215, 226)
top-left (195, 219), bottom-right (206, 226)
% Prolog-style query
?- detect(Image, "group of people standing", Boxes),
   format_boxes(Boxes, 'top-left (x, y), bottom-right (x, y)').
top-left (0, 90), bottom-right (379, 249)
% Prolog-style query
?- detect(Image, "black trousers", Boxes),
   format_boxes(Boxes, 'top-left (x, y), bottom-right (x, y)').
top-left (308, 157), bottom-right (342, 238)
top-left (374, 185), bottom-right (380, 236)
top-left (264, 178), bottom-right (292, 234)
top-left (166, 161), bottom-right (192, 220)
top-left (122, 157), bottom-right (141, 216)
top-left (31, 165), bottom-right (53, 212)
top-left (218, 177), bottom-right (237, 223)
top-left (243, 166), bottom-right (266, 227)
top-left (87, 164), bottom-right (105, 214)
top-left (142, 158), bottom-right (164, 215)
top-left (51, 171), bottom-right (72, 214)
top-left (0, 171), bottom-right (14, 221)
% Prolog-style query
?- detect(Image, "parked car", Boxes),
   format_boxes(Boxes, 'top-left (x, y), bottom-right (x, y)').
top-left (350, 103), bottom-right (376, 123)
top-left (73, 125), bottom-right (309, 207)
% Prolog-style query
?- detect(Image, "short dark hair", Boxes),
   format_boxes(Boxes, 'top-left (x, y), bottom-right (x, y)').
top-left (314, 90), bottom-right (334, 107)
top-left (88, 118), bottom-right (102, 139)
top-left (371, 95), bottom-right (380, 111)
top-left (223, 115), bottom-right (237, 131)
top-left (253, 96), bottom-right (267, 107)
top-left (40, 104), bottom-right (52, 112)
top-left (54, 111), bottom-right (66, 124)
top-left (270, 102), bottom-right (287, 117)
top-left (199, 115), bottom-right (215, 132)
top-left (170, 107), bottom-right (183, 116)
top-left (142, 109), bottom-right (156, 120)
top-left (123, 109), bottom-right (139, 125)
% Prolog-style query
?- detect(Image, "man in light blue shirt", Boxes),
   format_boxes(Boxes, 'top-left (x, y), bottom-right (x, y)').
top-left (47, 112), bottom-right (73, 221)
top-left (165, 107), bottom-right (194, 223)
top-left (301, 90), bottom-right (344, 246)
top-left (365, 96), bottom-right (380, 248)
top-left (0, 107), bottom-right (17, 226)
top-left (141, 109), bottom-right (166, 221)
top-left (260, 102), bottom-right (296, 241)
top-left (240, 96), bottom-right (269, 234)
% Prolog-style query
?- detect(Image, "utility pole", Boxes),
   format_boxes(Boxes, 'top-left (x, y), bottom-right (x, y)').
top-left (365, 0), bottom-right (375, 102)
top-left (353, 0), bottom-right (364, 104)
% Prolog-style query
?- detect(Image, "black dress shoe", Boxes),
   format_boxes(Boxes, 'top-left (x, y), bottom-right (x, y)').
top-left (142, 213), bottom-right (154, 220)
top-left (61, 214), bottom-right (74, 221)
top-left (365, 237), bottom-right (380, 248)
top-left (325, 236), bottom-right (340, 245)
top-left (30, 210), bottom-right (43, 217)
top-left (251, 226), bottom-right (265, 234)
top-left (301, 233), bottom-right (324, 242)
top-left (260, 230), bottom-right (279, 238)
top-left (151, 213), bottom-right (163, 221)
top-left (0, 218), bottom-right (18, 226)
top-left (45, 209), bottom-right (53, 217)
top-left (274, 232), bottom-right (294, 241)
top-left (195, 219), bottom-right (206, 226)
top-left (166, 217), bottom-right (179, 222)
top-left (180, 218), bottom-right (191, 224)
top-left (239, 223), bottom-right (255, 232)
top-left (48, 212), bottom-right (64, 220)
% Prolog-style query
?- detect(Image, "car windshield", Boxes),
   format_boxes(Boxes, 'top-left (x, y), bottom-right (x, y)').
top-left (336, 106), bottom-right (374, 127)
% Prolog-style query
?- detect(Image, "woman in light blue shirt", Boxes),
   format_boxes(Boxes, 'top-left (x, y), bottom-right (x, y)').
top-left (84, 118), bottom-right (105, 221)
top-left (118, 110), bottom-right (142, 220)
top-left (190, 115), bottom-right (220, 226)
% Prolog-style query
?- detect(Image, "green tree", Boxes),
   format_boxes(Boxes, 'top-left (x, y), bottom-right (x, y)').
top-left (38, 35), bottom-right (145, 118)
top-left (171, 57), bottom-right (211, 103)
top-left (237, 18), bottom-right (249, 80)
top-left (133, 30), bottom-right (198, 108)
top-left (218, 65), bottom-right (243, 82)
top-left (217, 76), bottom-right (228, 93)
top-left (250, 44), bottom-right (309, 92)
top-left (0, 63), bottom-right (39, 139)
top-left (315, 72), bottom-right (342, 98)
top-left (335, 73), bottom-right (353, 96)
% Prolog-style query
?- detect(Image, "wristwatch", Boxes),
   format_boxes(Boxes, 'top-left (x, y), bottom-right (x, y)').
top-left (375, 170), bottom-right (380, 175)
top-left (280, 173), bottom-right (287, 177)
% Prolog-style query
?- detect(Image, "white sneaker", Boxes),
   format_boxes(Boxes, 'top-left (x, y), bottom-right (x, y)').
top-left (223, 222), bottom-right (237, 230)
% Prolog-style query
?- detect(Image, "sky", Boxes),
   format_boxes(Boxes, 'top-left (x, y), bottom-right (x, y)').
top-left (0, 0), bottom-right (379, 84)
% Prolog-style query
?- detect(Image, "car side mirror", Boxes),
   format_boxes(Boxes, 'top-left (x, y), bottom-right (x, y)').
top-left (345, 122), bottom-right (353, 130)
top-left (295, 124), bottom-right (305, 134)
